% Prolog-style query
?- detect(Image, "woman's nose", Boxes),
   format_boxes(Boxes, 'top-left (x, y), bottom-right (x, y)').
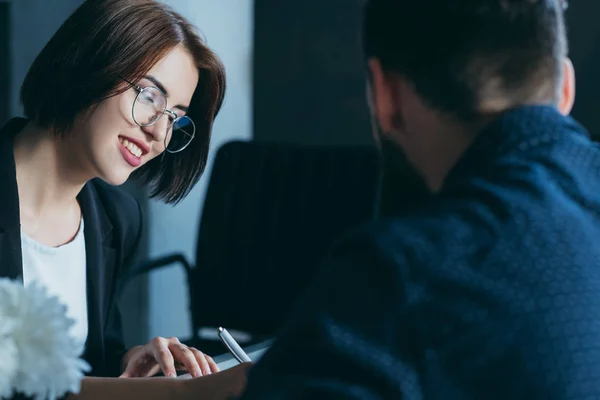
top-left (142, 114), bottom-right (170, 144)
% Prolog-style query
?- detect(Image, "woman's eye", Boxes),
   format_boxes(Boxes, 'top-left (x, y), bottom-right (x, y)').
top-left (141, 92), bottom-right (155, 104)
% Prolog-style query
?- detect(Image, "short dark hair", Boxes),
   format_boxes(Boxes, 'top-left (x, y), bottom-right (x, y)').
top-left (20, 0), bottom-right (226, 204)
top-left (363, 0), bottom-right (568, 120)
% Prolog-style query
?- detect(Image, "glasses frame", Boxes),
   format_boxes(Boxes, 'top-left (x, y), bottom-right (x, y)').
top-left (127, 81), bottom-right (196, 154)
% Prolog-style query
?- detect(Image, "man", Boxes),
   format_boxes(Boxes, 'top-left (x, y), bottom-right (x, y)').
top-left (241, 0), bottom-right (600, 398)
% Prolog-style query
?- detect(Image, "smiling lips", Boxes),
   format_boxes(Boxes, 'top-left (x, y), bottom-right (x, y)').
top-left (118, 136), bottom-right (149, 168)
top-left (121, 137), bottom-right (143, 157)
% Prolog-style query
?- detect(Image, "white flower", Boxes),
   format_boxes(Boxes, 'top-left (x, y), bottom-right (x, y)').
top-left (0, 309), bottom-right (18, 399)
top-left (0, 278), bottom-right (90, 400)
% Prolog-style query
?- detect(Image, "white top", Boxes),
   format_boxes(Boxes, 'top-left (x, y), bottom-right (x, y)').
top-left (21, 219), bottom-right (88, 346)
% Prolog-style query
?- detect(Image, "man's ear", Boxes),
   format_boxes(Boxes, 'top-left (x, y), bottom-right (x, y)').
top-left (558, 57), bottom-right (576, 116)
top-left (367, 58), bottom-right (396, 134)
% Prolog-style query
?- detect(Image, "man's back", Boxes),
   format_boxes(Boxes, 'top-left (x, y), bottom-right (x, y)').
top-left (240, 106), bottom-right (600, 399)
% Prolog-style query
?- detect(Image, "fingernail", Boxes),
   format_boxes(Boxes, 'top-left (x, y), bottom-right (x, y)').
top-left (168, 372), bottom-right (177, 378)
top-left (194, 368), bottom-right (202, 377)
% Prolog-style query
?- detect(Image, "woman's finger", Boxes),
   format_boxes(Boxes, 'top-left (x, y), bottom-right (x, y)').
top-left (189, 347), bottom-right (214, 375)
top-left (169, 343), bottom-right (203, 377)
top-left (149, 337), bottom-right (177, 378)
top-left (205, 354), bottom-right (220, 374)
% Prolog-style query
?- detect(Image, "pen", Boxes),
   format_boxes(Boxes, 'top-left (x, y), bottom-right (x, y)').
top-left (218, 327), bottom-right (252, 363)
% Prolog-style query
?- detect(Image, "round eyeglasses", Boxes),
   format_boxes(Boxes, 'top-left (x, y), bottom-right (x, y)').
top-left (130, 84), bottom-right (195, 153)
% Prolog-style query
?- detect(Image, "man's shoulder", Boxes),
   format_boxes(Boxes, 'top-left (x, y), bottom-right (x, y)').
top-left (330, 149), bottom-right (600, 298)
top-left (324, 191), bottom-right (532, 293)
top-left (331, 201), bottom-right (488, 265)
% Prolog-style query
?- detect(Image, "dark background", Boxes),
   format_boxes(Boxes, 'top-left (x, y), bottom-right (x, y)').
top-left (252, 0), bottom-right (599, 213)
top-left (253, 1), bottom-right (599, 143)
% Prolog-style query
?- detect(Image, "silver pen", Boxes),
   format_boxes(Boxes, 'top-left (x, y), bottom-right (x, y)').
top-left (218, 327), bottom-right (252, 363)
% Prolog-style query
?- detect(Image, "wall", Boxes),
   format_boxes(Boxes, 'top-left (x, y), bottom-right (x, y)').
top-left (9, 0), bottom-right (82, 117)
top-left (253, 0), bottom-right (372, 146)
top-left (0, 2), bottom-right (9, 124)
top-left (566, 2), bottom-right (600, 138)
top-left (252, 0), bottom-right (434, 214)
top-left (147, 0), bottom-right (254, 339)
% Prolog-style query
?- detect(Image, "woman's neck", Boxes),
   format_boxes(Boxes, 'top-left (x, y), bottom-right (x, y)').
top-left (13, 122), bottom-right (88, 216)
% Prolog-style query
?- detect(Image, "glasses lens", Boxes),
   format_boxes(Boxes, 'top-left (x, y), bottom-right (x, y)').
top-left (133, 87), bottom-right (167, 126)
top-left (166, 116), bottom-right (195, 153)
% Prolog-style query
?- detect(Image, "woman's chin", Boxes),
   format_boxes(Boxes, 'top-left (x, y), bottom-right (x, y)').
top-left (99, 169), bottom-right (133, 187)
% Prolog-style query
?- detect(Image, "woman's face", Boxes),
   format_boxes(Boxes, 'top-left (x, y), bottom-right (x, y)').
top-left (70, 45), bottom-right (199, 186)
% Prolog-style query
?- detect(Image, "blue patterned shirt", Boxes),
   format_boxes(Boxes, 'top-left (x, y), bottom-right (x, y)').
top-left (240, 105), bottom-right (600, 399)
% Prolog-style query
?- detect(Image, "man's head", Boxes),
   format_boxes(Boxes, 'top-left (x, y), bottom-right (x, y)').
top-left (363, 0), bottom-right (574, 191)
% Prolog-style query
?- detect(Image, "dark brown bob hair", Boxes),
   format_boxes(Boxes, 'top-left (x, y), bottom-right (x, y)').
top-left (20, 0), bottom-right (226, 204)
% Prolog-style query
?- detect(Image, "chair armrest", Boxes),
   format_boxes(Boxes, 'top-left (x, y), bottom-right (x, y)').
top-left (118, 253), bottom-right (193, 297)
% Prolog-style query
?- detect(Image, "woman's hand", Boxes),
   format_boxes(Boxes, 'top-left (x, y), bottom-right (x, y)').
top-left (120, 336), bottom-right (219, 378)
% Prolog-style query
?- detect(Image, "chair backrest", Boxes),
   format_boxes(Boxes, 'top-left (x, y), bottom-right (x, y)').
top-left (188, 140), bottom-right (381, 337)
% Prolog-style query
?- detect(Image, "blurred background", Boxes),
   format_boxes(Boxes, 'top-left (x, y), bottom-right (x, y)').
top-left (0, 0), bottom-right (597, 351)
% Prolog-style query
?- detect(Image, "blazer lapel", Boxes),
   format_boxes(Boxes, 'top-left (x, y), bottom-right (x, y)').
top-left (0, 118), bottom-right (28, 281)
top-left (78, 182), bottom-right (116, 375)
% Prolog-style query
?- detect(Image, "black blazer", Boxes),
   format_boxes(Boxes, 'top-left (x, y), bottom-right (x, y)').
top-left (0, 118), bottom-right (143, 377)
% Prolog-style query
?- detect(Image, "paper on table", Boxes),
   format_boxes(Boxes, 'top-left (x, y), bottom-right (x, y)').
top-left (176, 341), bottom-right (271, 379)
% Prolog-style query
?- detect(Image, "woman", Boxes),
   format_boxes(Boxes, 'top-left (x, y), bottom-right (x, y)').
top-left (0, 0), bottom-right (249, 398)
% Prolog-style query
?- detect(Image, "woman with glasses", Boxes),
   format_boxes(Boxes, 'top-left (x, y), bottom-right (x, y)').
top-left (0, 0), bottom-right (249, 399)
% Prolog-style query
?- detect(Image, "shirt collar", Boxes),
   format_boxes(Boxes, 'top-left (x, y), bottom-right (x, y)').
top-left (441, 105), bottom-right (588, 192)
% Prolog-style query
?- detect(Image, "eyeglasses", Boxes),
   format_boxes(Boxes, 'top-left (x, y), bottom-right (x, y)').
top-left (127, 81), bottom-right (195, 154)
